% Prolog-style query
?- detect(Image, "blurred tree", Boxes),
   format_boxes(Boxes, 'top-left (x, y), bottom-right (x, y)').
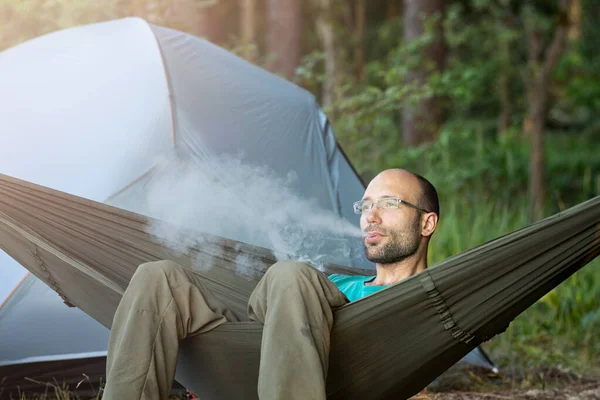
top-left (175, 0), bottom-right (227, 43)
top-left (354, 0), bottom-right (366, 84)
top-left (387, 0), bottom-right (400, 20)
top-left (267, 0), bottom-right (303, 79)
top-left (497, 6), bottom-right (519, 134)
top-left (313, 0), bottom-right (335, 108)
top-left (522, 0), bottom-right (571, 221)
top-left (402, 0), bottom-right (447, 145)
top-left (315, 0), bottom-right (358, 111)
top-left (240, 0), bottom-right (257, 60)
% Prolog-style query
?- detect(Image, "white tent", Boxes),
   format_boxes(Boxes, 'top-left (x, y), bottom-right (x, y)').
top-left (0, 18), bottom-right (494, 397)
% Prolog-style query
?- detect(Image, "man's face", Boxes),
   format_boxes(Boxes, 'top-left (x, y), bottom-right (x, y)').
top-left (359, 171), bottom-right (423, 265)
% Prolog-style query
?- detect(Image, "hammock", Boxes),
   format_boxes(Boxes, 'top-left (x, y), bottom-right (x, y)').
top-left (0, 173), bottom-right (598, 400)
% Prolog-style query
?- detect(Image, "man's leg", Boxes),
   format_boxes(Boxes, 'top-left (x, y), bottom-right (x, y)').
top-left (248, 261), bottom-right (348, 400)
top-left (103, 260), bottom-right (239, 400)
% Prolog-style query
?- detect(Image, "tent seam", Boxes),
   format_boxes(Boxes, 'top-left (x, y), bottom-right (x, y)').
top-left (0, 272), bottom-right (30, 312)
top-left (144, 21), bottom-right (177, 147)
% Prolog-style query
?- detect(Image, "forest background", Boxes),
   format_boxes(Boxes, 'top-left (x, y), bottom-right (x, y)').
top-left (1, 0), bottom-right (599, 391)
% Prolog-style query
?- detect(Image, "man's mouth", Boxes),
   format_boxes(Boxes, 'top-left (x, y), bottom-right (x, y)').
top-left (364, 231), bottom-right (385, 243)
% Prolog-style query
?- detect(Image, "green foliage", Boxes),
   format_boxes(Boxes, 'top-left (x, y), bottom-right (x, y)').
top-left (302, 0), bottom-right (600, 371)
top-left (386, 127), bottom-right (599, 210)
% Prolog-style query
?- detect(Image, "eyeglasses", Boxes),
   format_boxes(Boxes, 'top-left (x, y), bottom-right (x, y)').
top-left (353, 197), bottom-right (430, 214)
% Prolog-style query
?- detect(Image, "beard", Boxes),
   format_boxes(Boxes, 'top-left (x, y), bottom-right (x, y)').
top-left (363, 214), bottom-right (421, 264)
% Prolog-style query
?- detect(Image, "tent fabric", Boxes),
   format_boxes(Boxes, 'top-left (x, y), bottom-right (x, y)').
top-left (0, 15), bottom-right (364, 381)
top-left (0, 174), bottom-right (598, 400)
top-left (0, 16), bottom-right (493, 386)
top-left (0, 16), bottom-right (365, 265)
top-left (0, 274), bottom-right (108, 398)
top-left (0, 274), bottom-right (108, 367)
top-left (0, 276), bottom-right (184, 399)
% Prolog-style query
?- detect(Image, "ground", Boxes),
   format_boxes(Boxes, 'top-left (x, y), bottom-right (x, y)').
top-left (415, 382), bottom-right (600, 400)
top-left (411, 366), bottom-right (600, 400)
top-left (2, 366), bottom-right (599, 399)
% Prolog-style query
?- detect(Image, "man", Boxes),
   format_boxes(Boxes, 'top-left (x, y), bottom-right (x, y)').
top-left (103, 168), bottom-right (439, 400)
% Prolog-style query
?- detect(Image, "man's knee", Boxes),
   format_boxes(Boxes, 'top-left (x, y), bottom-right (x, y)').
top-left (129, 260), bottom-right (183, 289)
top-left (264, 260), bottom-right (320, 282)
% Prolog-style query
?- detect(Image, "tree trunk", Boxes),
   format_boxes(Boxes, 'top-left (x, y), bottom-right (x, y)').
top-left (355, 0), bottom-right (366, 84)
top-left (523, 0), bottom-right (570, 222)
top-left (387, 0), bottom-right (399, 20)
top-left (402, 0), bottom-right (447, 146)
top-left (267, 0), bottom-right (303, 79)
top-left (526, 78), bottom-right (549, 223)
top-left (568, 0), bottom-right (581, 40)
top-left (240, 0), bottom-right (257, 61)
top-left (185, 0), bottom-right (225, 43)
top-left (313, 0), bottom-right (350, 111)
top-left (314, 0), bottom-right (336, 109)
top-left (498, 73), bottom-right (511, 134)
top-left (497, 8), bottom-right (519, 135)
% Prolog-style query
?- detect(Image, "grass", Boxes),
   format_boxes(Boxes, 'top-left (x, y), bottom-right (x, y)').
top-left (0, 378), bottom-right (189, 400)
top-left (0, 376), bottom-right (103, 400)
top-left (486, 261), bottom-right (600, 375)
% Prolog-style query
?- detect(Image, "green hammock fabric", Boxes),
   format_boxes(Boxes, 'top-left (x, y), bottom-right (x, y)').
top-left (0, 173), bottom-right (598, 400)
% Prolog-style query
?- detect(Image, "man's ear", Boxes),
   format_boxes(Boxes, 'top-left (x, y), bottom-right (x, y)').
top-left (421, 212), bottom-right (438, 237)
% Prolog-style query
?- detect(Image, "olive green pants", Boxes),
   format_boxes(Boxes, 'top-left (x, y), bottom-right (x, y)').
top-left (103, 259), bottom-right (347, 400)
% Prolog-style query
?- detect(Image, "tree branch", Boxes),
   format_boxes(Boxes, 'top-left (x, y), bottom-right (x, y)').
top-left (541, 0), bottom-right (571, 80)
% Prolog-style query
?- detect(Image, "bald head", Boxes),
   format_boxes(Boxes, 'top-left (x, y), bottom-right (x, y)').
top-left (368, 169), bottom-right (440, 218)
top-left (360, 169), bottom-right (439, 266)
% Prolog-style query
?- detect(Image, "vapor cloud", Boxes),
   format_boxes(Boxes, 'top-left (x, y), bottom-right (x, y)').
top-left (109, 151), bottom-right (367, 277)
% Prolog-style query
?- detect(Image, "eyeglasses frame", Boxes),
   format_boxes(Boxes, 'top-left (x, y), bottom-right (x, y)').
top-left (353, 197), bottom-right (431, 215)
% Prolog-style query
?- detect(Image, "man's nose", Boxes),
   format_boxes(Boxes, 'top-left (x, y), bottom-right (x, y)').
top-left (365, 207), bottom-right (382, 224)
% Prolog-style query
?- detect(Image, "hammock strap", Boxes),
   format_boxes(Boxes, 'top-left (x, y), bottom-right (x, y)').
top-left (420, 271), bottom-right (475, 344)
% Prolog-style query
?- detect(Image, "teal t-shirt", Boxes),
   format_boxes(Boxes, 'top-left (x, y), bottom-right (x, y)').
top-left (328, 274), bottom-right (387, 302)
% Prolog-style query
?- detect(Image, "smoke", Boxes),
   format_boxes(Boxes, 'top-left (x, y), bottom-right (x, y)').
top-left (109, 151), bottom-right (367, 277)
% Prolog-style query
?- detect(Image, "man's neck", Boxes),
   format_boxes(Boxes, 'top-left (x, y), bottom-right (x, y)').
top-left (366, 256), bottom-right (427, 286)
